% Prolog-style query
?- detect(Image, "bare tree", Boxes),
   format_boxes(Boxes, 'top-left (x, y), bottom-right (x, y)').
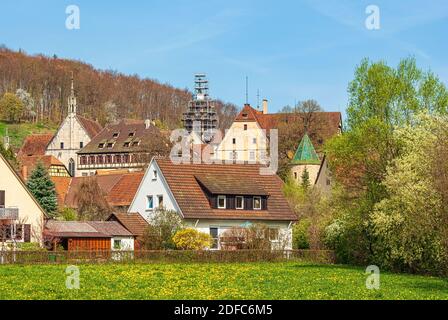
top-left (74, 177), bottom-right (111, 221)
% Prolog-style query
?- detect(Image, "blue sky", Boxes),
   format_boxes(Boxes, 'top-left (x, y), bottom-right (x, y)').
top-left (1, 0), bottom-right (447, 115)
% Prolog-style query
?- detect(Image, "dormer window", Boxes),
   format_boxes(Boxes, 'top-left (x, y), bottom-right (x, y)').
top-left (253, 196), bottom-right (262, 210)
top-left (128, 132), bottom-right (135, 137)
top-left (217, 195), bottom-right (226, 209)
top-left (132, 140), bottom-right (140, 147)
top-left (112, 132), bottom-right (119, 138)
top-left (242, 113), bottom-right (248, 119)
top-left (107, 142), bottom-right (114, 148)
top-left (124, 142), bottom-right (130, 148)
top-left (98, 143), bottom-right (105, 149)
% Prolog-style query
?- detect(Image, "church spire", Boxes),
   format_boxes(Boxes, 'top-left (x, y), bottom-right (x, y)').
top-left (68, 72), bottom-right (77, 115)
top-left (291, 133), bottom-right (320, 165)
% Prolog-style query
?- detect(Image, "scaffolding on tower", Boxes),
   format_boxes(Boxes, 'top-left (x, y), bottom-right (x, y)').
top-left (182, 74), bottom-right (218, 143)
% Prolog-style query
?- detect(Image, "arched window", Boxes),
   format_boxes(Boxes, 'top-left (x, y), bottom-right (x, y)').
top-left (68, 158), bottom-right (75, 177)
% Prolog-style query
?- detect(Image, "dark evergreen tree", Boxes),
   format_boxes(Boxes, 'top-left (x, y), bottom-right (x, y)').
top-left (26, 162), bottom-right (58, 217)
top-left (301, 168), bottom-right (311, 190)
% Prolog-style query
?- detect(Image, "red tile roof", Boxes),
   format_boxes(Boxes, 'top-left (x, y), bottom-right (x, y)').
top-left (87, 221), bottom-right (134, 237)
top-left (57, 172), bottom-right (144, 208)
top-left (50, 176), bottom-right (72, 207)
top-left (107, 212), bottom-right (149, 237)
top-left (155, 158), bottom-right (297, 221)
top-left (76, 115), bottom-right (103, 139)
top-left (234, 104), bottom-right (342, 151)
top-left (106, 173), bottom-right (144, 207)
top-left (19, 155), bottom-right (67, 180)
top-left (17, 134), bottom-right (53, 157)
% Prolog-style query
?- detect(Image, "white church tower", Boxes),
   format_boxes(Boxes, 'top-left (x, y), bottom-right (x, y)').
top-left (45, 74), bottom-right (102, 177)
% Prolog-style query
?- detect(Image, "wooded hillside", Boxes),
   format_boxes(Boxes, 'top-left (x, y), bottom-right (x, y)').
top-left (0, 46), bottom-right (237, 129)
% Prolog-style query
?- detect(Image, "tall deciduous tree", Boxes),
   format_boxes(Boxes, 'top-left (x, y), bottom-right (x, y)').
top-left (0, 92), bottom-right (24, 123)
top-left (26, 162), bottom-right (58, 217)
top-left (347, 57), bottom-right (448, 130)
top-left (324, 57), bottom-right (448, 266)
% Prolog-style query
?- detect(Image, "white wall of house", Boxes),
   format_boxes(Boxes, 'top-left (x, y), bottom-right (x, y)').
top-left (0, 155), bottom-right (45, 244)
top-left (315, 157), bottom-right (332, 194)
top-left (128, 160), bottom-right (180, 221)
top-left (45, 114), bottom-right (92, 177)
top-left (111, 236), bottom-right (134, 251)
top-left (129, 160), bottom-right (293, 250)
top-left (215, 122), bottom-right (268, 163)
top-left (186, 219), bottom-right (293, 250)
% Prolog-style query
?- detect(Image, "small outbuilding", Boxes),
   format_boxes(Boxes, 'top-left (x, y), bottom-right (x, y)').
top-left (45, 220), bottom-right (135, 251)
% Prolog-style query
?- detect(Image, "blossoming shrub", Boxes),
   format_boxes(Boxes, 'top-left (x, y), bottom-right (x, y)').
top-left (172, 228), bottom-right (212, 250)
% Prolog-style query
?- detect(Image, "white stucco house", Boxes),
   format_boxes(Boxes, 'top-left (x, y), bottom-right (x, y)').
top-left (0, 153), bottom-right (47, 245)
top-left (129, 158), bottom-right (297, 249)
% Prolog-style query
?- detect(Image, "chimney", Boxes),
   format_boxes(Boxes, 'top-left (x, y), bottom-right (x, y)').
top-left (262, 99), bottom-right (268, 114)
top-left (144, 119), bottom-right (151, 129)
top-left (21, 165), bottom-right (28, 180)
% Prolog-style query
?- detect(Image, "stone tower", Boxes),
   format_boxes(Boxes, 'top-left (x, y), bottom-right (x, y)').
top-left (290, 133), bottom-right (321, 185)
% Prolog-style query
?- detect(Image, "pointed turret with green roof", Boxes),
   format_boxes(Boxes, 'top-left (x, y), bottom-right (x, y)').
top-left (291, 133), bottom-right (320, 165)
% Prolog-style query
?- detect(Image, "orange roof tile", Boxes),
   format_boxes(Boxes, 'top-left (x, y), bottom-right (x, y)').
top-left (107, 212), bottom-right (149, 237)
top-left (76, 115), bottom-right (103, 138)
top-left (62, 172), bottom-right (144, 208)
top-left (17, 134), bottom-right (53, 157)
top-left (155, 158), bottom-right (297, 221)
top-left (51, 176), bottom-right (72, 207)
top-left (234, 104), bottom-right (342, 151)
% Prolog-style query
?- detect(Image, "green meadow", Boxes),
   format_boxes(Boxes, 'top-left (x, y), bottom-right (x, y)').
top-left (1, 262), bottom-right (447, 300)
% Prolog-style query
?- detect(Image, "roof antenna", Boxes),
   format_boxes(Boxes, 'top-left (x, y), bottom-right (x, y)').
top-left (256, 89), bottom-right (260, 110)
top-left (245, 76), bottom-right (249, 105)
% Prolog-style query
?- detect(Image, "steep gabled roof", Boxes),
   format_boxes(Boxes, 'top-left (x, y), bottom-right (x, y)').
top-left (76, 115), bottom-right (103, 139)
top-left (56, 172), bottom-right (144, 208)
top-left (19, 155), bottom-right (67, 180)
top-left (291, 133), bottom-right (320, 165)
top-left (233, 104), bottom-right (342, 152)
top-left (106, 172), bottom-right (145, 207)
top-left (0, 153), bottom-right (48, 218)
top-left (17, 134), bottom-right (53, 157)
top-left (154, 158), bottom-right (297, 221)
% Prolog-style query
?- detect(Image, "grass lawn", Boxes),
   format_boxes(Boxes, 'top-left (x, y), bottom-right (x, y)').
top-left (0, 121), bottom-right (57, 150)
top-left (0, 262), bottom-right (447, 300)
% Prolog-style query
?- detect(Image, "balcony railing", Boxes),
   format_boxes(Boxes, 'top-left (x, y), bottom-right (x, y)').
top-left (0, 208), bottom-right (19, 220)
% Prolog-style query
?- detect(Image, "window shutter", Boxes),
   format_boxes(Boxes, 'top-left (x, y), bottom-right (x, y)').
top-left (24, 224), bottom-right (31, 242)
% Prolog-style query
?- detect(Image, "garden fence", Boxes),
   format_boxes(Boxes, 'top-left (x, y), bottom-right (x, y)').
top-left (0, 249), bottom-right (335, 265)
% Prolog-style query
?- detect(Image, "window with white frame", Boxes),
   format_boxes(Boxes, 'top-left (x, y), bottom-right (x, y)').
top-left (113, 239), bottom-right (122, 249)
top-left (217, 195), bottom-right (226, 209)
top-left (236, 196), bottom-right (244, 209)
top-left (253, 196), bottom-right (262, 210)
top-left (249, 151), bottom-right (255, 160)
top-left (146, 195), bottom-right (154, 210)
